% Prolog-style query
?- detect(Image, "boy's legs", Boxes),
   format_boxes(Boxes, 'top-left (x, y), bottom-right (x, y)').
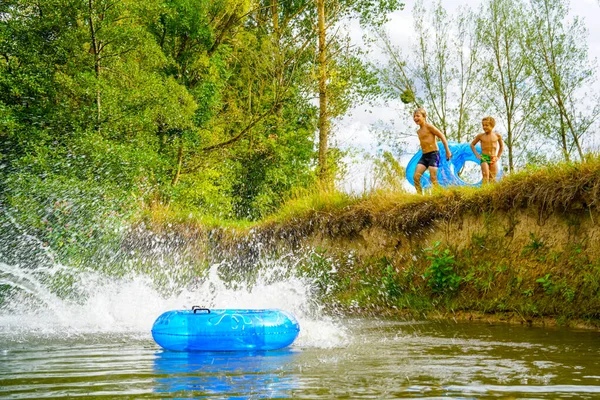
top-left (489, 162), bottom-right (498, 182)
top-left (414, 163), bottom-right (427, 194)
top-left (429, 167), bottom-right (439, 187)
top-left (480, 162), bottom-right (490, 184)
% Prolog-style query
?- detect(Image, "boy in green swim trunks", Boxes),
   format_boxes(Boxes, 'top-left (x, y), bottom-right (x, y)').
top-left (470, 116), bottom-right (504, 184)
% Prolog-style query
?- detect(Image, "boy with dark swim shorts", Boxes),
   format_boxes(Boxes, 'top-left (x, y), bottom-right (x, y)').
top-left (470, 116), bottom-right (504, 184)
top-left (413, 108), bottom-right (452, 194)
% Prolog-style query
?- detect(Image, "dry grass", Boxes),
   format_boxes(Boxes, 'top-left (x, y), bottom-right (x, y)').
top-left (258, 156), bottom-right (600, 240)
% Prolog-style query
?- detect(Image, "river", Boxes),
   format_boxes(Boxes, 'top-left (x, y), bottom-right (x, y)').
top-left (2, 317), bottom-right (599, 399)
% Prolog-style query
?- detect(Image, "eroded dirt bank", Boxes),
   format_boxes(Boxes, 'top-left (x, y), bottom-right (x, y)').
top-left (252, 163), bottom-right (600, 328)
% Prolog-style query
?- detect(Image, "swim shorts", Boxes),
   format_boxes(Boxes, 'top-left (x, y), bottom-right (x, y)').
top-left (417, 151), bottom-right (440, 168)
top-left (480, 154), bottom-right (498, 165)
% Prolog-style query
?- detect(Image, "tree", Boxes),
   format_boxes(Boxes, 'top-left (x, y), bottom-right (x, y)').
top-left (412, 0), bottom-right (453, 137)
top-left (479, 0), bottom-right (536, 172)
top-left (376, 1), bottom-right (482, 143)
top-left (453, 6), bottom-right (484, 142)
top-left (147, 0), bottom-right (320, 218)
top-left (317, 0), bottom-right (328, 183)
top-left (315, 0), bottom-right (403, 186)
top-left (523, 0), bottom-right (600, 161)
top-left (370, 151), bottom-right (406, 191)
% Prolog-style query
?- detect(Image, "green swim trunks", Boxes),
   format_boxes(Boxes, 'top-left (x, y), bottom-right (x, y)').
top-left (480, 154), bottom-right (498, 165)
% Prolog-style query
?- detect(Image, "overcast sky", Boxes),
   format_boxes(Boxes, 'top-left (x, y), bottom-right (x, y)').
top-left (337, 0), bottom-right (600, 192)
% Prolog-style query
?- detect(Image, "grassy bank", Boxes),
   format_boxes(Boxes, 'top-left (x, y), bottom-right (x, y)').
top-left (263, 156), bottom-right (600, 238)
top-left (143, 157), bottom-right (600, 328)
top-left (254, 157), bottom-right (600, 327)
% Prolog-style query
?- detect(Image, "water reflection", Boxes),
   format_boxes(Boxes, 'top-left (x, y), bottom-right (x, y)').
top-left (153, 349), bottom-right (299, 398)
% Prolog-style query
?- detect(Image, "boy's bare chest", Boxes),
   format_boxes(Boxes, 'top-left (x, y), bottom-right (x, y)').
top-left (480, 134), bottom-right (498, 145)
top-left (417, 128), bottom-right (434, 141)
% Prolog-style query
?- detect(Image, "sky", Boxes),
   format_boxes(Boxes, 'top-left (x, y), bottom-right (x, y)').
top-left (336, 0), bottom-right (600, 193)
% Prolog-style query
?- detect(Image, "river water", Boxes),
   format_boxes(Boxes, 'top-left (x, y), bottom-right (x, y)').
top-left (1, 229), bottom-right (599, 399)
top-left (1, 318), bottom-right (599, 399)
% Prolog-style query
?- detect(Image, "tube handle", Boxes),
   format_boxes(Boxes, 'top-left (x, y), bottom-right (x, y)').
top-left (192, 306), bottom-right (210, 314)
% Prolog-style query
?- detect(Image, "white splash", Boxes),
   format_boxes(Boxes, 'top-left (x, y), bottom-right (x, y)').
top-left (0, 258), bottom-right (349, 349)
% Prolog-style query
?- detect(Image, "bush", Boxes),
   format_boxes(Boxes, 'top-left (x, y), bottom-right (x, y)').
top-left (423, 242), bottom-right (461, 295)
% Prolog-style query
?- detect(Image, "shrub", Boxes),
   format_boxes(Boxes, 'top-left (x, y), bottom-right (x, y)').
top-left (424, 242), bottom-right (461, 295)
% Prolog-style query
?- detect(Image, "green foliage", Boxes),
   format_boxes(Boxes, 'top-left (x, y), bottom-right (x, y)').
top-left (522, 288), bottom-right (534, 297)
top-left (522, 0), bottom-right (598, 162)
top-left (379, 257), bottom-right (402, 299)
top-left (535, 273), bottom-right (554, 295)
top-left (1, 0), bottom-right (361, 241)
top-left (370, 151), bottom-right (406, 191)
top-left (298, 247), bottom-right (337, 298)
top-left (522, 233), bottom-right (545, 255)
top-left (400, 89), bottom-right (415, 104)
top-left (562, 284), bottom-right (576, 303)
top-left (423, 241), bottom-right (461, 294)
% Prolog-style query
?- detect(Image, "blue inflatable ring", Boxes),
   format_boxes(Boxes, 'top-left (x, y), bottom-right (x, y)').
top-left (406, 141), bottom-right (502, 189)
top-left (151, 307), bottom-right (300, 352)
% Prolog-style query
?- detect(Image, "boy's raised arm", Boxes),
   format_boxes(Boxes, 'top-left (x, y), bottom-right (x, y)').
top-left (470, 136), bottom-right (481, 160)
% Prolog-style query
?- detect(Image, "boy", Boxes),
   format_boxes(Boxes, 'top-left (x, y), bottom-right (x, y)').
top-left (470, 116), bottom-right (504, 184)
top-left (413, 108), bottom-right (452, 194)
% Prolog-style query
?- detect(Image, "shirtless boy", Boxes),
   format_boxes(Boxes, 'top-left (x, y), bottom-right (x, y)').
top-left (413, 108), bottom-right (452, 194)
top-left (470, 116), bottom-right (504, 184)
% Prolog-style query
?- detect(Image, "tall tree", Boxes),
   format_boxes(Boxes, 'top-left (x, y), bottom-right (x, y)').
top-left (479, 0), bottom-right (536, 172)
top-left (523, 0), bottom-right (599, 161)
top-left (412, 0), bottom-right (453, 137)
top-left (317, 0), bottom-right (329, 183)
top-left (453, 6), bottom-right (484, 142)
top-left (314, 0), bottom-right (403, 185)
top-left (376, 1), bottom-right (482, 144)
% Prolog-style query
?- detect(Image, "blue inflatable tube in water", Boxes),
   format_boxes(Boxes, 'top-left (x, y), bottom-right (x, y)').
top-left (406, 141), bottom-right (502, 189)
top-left (151, 307), bottom-right (300, 352)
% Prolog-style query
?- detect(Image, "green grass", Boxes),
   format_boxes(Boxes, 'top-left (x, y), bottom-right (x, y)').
top-left (138, 202), bottom-right (254, 232)
top-left (264, 187), bottom-right (358, 224)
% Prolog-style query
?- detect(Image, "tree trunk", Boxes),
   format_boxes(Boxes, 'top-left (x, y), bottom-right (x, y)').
top-left (506, 115), bottom-right (514, 172)
top-left (88, 0), bottom-right (101, 131)
top-left (171, 138), bottom-right (184, 186)
top-left (272, 0), bottom-right (279, 35)
top-left (317, 0), bottom-right (329, 185)
top-left (272, 0), bottom-right (283, 120)
top-left (559, 98), bottom-right (583, 161)
top-left (559, 113), bottom-right (570, 162)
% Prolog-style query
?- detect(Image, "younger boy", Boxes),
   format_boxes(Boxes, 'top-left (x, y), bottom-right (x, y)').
top-left (413, 108), bottom-right (452, 194)
top-left (470, 116), bottom-right (504, 184)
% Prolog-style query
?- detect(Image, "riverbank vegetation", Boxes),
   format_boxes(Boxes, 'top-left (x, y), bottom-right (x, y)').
top-left (264, 154), bottom-right (600, 234)
top-left (2, 0), bottom-right (599, 233)
top-left (256, 157), bottom-right (600, 328)
top-left (134, 156), bottom-right (600, 328)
